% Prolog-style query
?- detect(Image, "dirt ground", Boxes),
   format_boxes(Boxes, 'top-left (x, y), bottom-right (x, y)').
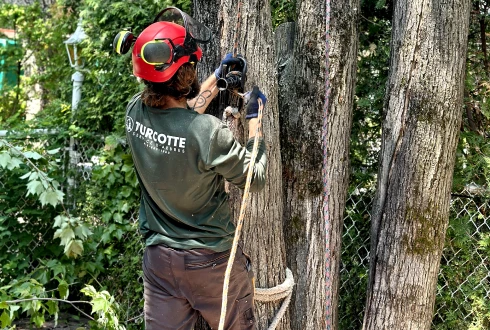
top-left (13, 313), bottom-right (90, 330)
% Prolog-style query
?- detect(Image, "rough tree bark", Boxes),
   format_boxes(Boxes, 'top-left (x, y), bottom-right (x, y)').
top-left (363, 0), bottom-right (471, 329)
top-left (193, 2), bottom-right (222, 329)
top-left (194, 0), bottom-right (222, 119)
top-left (196, 1), bottom-right (291, 329)
top-left (277, 0), bottom-right (358, 329)
top-left (221, 1), bottom-right (290, 329)
top-left (326, 0), bottom-right (359, 327)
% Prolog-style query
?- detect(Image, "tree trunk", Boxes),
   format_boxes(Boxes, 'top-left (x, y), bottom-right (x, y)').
top-left (192, 4), bottom-right (223, 329)
top-left (277, 0), bottom-right (358, 328)
top-left (195, 0), bottom-right (291, 329)
top-left (327, 0), bottom-right (359, 327)
top-left (193, 0), bottom-right (222, 119)
top-left (363, 0), bottom-right (471, 329)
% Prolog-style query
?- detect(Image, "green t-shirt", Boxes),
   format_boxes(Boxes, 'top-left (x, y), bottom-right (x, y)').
top-left (125, 93), bottom-right (267, 252)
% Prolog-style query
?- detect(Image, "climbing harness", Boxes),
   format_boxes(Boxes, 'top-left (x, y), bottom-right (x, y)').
top-left (324, 0), bottom-right (332, 329)
top-left (217, 2), bottom-right (295, 330)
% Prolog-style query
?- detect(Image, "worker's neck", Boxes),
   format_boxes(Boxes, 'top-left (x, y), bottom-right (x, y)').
top-left (163, 97), bottom-right (187, 110)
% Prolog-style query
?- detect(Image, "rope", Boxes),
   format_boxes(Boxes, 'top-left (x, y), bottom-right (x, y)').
top-left (218, 98), bottom-right (264, 330)
top-left (323, 0), bottom-right (332, 329)
top-left (218, 2), bottom-right (295, 328)
top-left (255, 268), bottom-right (295, 330)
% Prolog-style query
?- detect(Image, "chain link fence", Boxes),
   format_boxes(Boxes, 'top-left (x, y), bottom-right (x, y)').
top-left (1, 133), bottom-right (490, 328)
top-left (338, 183), bottom-right (490, 329)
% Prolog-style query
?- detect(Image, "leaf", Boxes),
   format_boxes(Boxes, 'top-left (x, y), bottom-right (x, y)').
top-left (45, 259), bottom-right (58, 268)
top-left (65, 239), bottom-right (83, 258)
top-left (7, 156), bottom-right (22, 170)
top-left (74, 224), bottom-right (93, 240)
top-left (31, 312), bottom-right (44, 328)
top-left (113, 212), bottom-right (123, 223)
top-left (23, 151), bottom-right (43, 160)
top-left (0, 152), bottom-right (11, 168)
top-left (58, 280), bottom-right (69, 299)
top-left (35, 269), bottom-right (49, 285)
top-left (9, 305), bottom-right (20, 320)
top-left (0, 302), bottom-right (7, 309)
top-left (47, 148), bottom-right (60, 155)
top-left (19, 171), bottom-right (32, 180)
top-left (26, 180), bottom-right (44, 197)
top-left (121, 186), bottom-right (132, 198)
top-left (121, 164), bottom-right (132, 172)
top-left (56, 227), bottom-right (75, 246)
top-left (39, 189), bottom-right (63, 207)
top-left (53, 215), bottom-right (66, 228)
top-left (102, 211), bottom-right (112, 223)
top-left (46, 300), bottom-right (58, 320)
top-left (91, 297), bottom-right (109, 313)
top-left (81, 285), bottom-right (96, 297)
top-left (52, 264), bottom-right (66, 277)
top-left (0, 310), bottom-right (11, 328)
top-left (120, 202), bottom-right (130, 213)
top-left (105, 135), bottom-right (118, 149)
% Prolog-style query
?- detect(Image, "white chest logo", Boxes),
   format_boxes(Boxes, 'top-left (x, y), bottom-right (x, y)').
top-left (126, 116), bottom-right (135, 133)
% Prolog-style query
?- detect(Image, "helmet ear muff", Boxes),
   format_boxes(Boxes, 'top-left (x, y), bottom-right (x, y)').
top-left (141, 40), bottom-right (172, 65)
top-left (113, 30), bottom-right (135, 55)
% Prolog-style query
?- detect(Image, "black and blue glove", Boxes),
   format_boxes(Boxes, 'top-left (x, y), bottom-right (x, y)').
top-left (244, 86), bottom-right (267, 119)
top-left (214, 53), bottom-right (244, 79)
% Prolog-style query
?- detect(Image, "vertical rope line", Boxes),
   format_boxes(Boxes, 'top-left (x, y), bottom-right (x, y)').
top-left (323, 0), bottom-right (332, 329)
top-left (218, 99), bottom-right (263, 330)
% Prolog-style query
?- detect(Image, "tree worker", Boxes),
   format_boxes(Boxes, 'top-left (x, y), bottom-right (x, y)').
top-left (118, 7), bottom-right (267, 330)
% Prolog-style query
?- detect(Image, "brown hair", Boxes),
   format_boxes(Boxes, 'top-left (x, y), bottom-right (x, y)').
top-left (141, 63), bottom-right (200, 109)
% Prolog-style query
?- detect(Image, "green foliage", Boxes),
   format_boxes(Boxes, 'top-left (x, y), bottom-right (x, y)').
top-left (0, 2), bottom-right (76, 128)
top-left (81, 285), bottom-right (125, 330)
top-left (77, 136), bottom-right (143, 326)
top-left (350, 0), bottom-right (391, 188)
top-left (75, 0), bottom-right (175, 133)
top-left (338, 184), bottom-right (373, 330)
top-left (454, 133), bottom-right (490, 190)
top-left (433, 195), bottom-right (490, 330)
top-left (453, 0), bottom-right (490, 191)
top-left (53, 215), bottom-right (93, 258)
top-left (270, 0), bottom-right (296, 28)
top-left (0, 0), bottom-right (191, 326)
top-left (0, 136), bottom-right (66, 284)
top-left (0, 4), bottom-right (27, 126)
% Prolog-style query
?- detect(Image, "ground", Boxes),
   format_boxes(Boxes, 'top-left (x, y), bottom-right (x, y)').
top-left (13, 313), bottom-right (90, 330)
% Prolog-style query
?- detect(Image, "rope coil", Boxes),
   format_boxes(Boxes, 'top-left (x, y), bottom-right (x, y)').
top-left (255, 268), bottom-right (295, 330)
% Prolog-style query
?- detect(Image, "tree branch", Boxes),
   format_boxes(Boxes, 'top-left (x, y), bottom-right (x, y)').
top-left (5, 297), bottom-right (94, 321)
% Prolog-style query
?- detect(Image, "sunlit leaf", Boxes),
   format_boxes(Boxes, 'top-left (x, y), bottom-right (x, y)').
top-left (0, 152), bottom-right (11, 168)
top-left (26, 180), bottom-right (44, 196)
top-left (23, 151), bottom-right (43, 160)
top-left (47, 148), bottom-right (60, 155)
top-left (65, 239), bottom-right (83, 258)
top-left (39, 189), bottom-right (63, 207)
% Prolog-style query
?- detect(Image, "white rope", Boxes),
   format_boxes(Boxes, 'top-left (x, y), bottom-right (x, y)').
top-left (254, 268), bottom-right (295, 330)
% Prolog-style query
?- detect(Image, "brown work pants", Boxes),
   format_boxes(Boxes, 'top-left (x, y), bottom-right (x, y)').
top-left (143, 244), bottom-right (256, 330)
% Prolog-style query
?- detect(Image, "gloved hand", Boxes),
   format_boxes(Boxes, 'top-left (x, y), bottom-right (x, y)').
top-left (244, 86), bottom-right (267, 119)
top-left (214, 53), bottom-right (244, 79)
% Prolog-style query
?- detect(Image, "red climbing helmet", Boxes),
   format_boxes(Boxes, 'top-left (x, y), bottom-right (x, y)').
top-left (114, 7), bottom-right (212, 83)
top-left (132, 22), bottom-right (197, 82)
